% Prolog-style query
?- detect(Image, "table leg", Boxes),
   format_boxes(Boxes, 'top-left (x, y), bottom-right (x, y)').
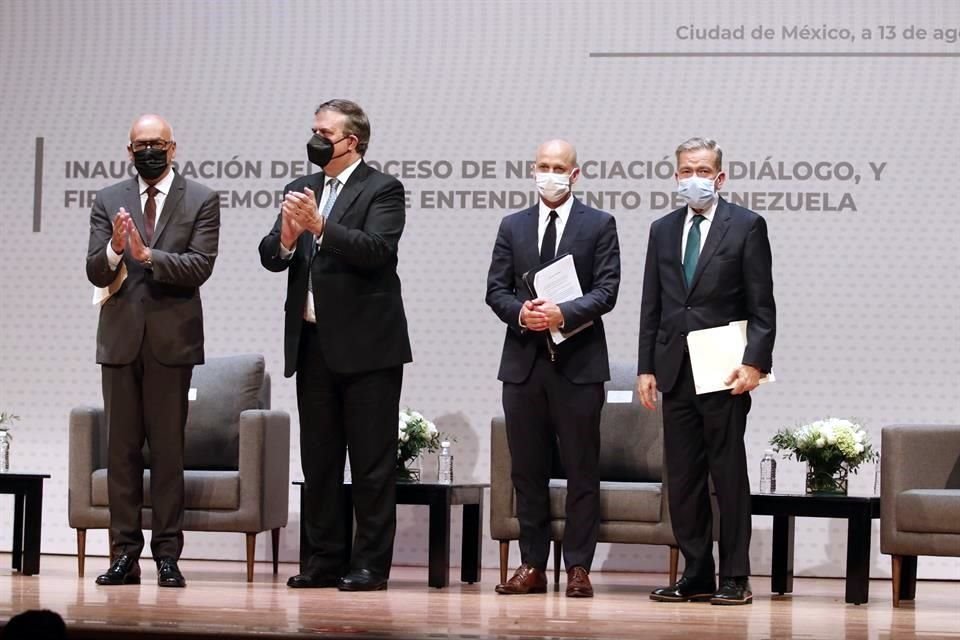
top-left (845, 510), bottom-right (872, 604)
top-left (427, 492), bottom-right (451, 588)
top-left (771, 514), bottom-right (795, 595)
top-left (460, 500), bottom-right (482, 584)
top-left (12, 492), bottom-right (24, 571)
top-left (22, 483), bottom-right (43, 575)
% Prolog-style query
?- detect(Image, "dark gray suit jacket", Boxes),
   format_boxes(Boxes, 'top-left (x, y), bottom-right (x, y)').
top-left (637, 197), bottom-right (775, 394)
top-left (86, 173), bottom-right (220, 366)
top-left (486, 198), bottom-right (621, 385)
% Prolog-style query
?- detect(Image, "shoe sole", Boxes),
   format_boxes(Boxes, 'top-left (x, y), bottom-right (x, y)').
top-left (95, 576), bottom-right (141, 586)
top-left (710, 596), bottom-right (753, 605)
top-left (566, 590), bottom-right (594, 598)
top-left (495, 586), bottom-right (548, 595)
top-left (649, 592), bottom-right (713, 602)
top-left (337, 583), bottom-right (388, 592)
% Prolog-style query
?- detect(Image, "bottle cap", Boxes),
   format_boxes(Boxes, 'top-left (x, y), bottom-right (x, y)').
top-left (441, 440), bottom-right (450, 448)
top-left (764, 449), bottom-right (776, 455)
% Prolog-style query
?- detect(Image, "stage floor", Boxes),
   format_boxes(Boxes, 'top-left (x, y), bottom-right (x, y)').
top-left (1, 555), bottom-right (958, 639)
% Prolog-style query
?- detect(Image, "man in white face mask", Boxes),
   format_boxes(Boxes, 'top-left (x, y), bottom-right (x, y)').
top-left (486, 139), bottom-right (621, 598)
top-left (637, 137), bottom-right (776, 606)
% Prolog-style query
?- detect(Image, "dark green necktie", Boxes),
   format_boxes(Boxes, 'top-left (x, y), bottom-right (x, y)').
top-left (683, 214), bottom-right (706, 286)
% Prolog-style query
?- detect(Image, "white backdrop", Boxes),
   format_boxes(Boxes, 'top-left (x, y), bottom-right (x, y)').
top-left (1, 0), bottom-right (958, 580)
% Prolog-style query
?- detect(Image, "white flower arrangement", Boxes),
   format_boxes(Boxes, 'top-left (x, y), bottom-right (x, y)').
top-left (397, 409), bottom-right (441, 479)
top-left (770, 417), bottom-right (877, 472)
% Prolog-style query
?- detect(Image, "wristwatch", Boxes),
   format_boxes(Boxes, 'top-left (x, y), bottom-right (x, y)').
top-left (142, 256), bottom-right (153, 269)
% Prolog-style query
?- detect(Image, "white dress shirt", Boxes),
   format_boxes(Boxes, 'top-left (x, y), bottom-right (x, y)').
top-left (681, 197), bottom-right (718, 259)
top-left (106, 169), bottom-right (176, 269)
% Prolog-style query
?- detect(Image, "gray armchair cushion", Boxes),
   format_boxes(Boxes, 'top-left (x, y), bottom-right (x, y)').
top-left (92, 469), bottom-right (241, 510)
top-left (896, 489), bottom-right (960, 534)
top-left (548, 479), bottom-right (663, 523)
top-left (142, 354), bottom-right (266, 471)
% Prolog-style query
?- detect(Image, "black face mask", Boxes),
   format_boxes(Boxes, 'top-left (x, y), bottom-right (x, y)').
top-left (306, 134), bottom-right (349, 167)
top-left (132, 147), bottom-right (169, 180)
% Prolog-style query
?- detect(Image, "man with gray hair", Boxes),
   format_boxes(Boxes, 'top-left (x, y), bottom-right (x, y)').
top-left (259, 99), bottom-right (411, 591)
top-left (637, 137), bottom-right (775, 605)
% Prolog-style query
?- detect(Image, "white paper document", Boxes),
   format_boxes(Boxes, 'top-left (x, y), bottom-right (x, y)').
top-left (91, 263), bottom-right (127, 306)
top-left (686, 320), bottom-right (775, 395)
top-left (531, 254), bottom-right (594, 344)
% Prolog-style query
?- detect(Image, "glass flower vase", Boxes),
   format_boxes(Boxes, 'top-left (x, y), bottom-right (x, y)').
top-left (805, 462), bottom-right (849, 495)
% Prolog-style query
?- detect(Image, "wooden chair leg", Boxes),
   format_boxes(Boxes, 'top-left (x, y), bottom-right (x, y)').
top-left (76, 529), bottom-right (87, 577)
top-left (669, 546), bottom-right (679, 585)
top-left (499, 541), bottom-right (509, 584)
top-left (891, 554), bottom-right (901, 608)
top-left (553, 540), bottom-right (562, 587)
top-left (271, 528), bottom-right (280, 575)
top-left (245, 533), bottom-right (256, 583)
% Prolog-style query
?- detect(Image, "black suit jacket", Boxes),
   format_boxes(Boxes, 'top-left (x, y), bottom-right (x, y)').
top-left (637, 197), bottom-right (776, 394)
top-left (85, 173), bottom-right (220, 366)
top-left (486, 199), bottom-right (620, 384)
top-left (259, 161), bottom-right (412, 377)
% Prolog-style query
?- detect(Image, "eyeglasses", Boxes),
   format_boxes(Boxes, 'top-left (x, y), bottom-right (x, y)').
top-left (130, 139), bottom-right (173, 152)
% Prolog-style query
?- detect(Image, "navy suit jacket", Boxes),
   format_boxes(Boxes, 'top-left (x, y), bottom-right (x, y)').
top-left (637, 197), bottom-right (776, 394)
top-left (486, 198), bottom-right (620, 385)
top-left (259, 161), bottom-right (412, 377)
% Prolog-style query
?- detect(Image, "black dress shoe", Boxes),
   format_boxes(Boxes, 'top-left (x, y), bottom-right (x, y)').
top-left (337, 568), bottom-right (388, 591)
top-left (287, 572), bottom-right (341, 588)
top-left (95, 554), bottom-right (141, 586)
top-left (711, 577), bottom-right (752, 605)
top-left (156, 557), bottom-right (186, 588)
top-left (650, 575), bottom-right (716, 602)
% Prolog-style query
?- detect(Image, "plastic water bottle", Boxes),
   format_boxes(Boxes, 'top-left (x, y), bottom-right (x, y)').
top-left (437, 441), bottom-right (453, 484)
top-left (760, 449), bottom-right (777, 494)
top-left (874, 454), bottom-right (881, 496)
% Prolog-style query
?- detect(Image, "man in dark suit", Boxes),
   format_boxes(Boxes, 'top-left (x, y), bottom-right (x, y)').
top-left (259, 99), bottom-right (411, 591)
top-left (638, 137), bottom-right (775, 605)
top-left (85, 114), bottom-right (220, 588)
top-left (486, 139), bottom-right (620, 598)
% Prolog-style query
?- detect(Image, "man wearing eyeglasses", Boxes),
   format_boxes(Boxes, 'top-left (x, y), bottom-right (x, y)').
top-left (85, 114), bottom-right (220, 588)
top-left (259, 99), bottom-right (411, 591)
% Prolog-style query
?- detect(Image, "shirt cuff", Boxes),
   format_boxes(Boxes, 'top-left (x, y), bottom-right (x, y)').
top-left (278, 242), bottom-right (295, 259)
top-left (106, 242), bottom-right (123, 270)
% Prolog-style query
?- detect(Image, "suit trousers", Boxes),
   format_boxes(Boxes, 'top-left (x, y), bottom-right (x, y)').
top-left (502, 352), bottom-right (603, 571)
top-left (296, 321), bottom-right (403, 578)
top-left (662, 354), bottom-right (752, 579)
top-left (102, 329), bottom-right (192, 561)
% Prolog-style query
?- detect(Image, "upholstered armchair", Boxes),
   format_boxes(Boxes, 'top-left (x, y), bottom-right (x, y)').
top-left (69, 354), bottom-right (290, 582)
top-left (490, 361), bottom-right (679, 586)
top-left (880, 424), bottom-right (960, 606)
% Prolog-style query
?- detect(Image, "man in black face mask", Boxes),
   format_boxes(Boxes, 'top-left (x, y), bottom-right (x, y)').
top-left (85, 114), bottom-right (220, 588)
top-left (259, 99), bottom-right (411, 591)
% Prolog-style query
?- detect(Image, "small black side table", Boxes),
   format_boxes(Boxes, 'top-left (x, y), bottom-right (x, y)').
top-left (0, 473), bottom-right (50, 575)
top-left (294, 480), bottom-right (487, 588)
top-left (751, 493), bottom-right (880, 604)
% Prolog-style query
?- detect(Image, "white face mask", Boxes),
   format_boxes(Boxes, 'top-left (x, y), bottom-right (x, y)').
top-left (677, 176), bottom-right (718, 208)
top-left (535, 172), bottom-right (572, 202)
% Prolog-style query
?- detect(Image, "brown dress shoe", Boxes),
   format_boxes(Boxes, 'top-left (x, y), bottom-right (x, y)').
top-left (495, 563), bottom-right (547, 595)
top-left (566, 566), bottom-right (594, 598)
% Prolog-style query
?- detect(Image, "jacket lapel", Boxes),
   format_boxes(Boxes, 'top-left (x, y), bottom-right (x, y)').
top-left (519, 206), bottom-right (540, 273)
top-left (665, 208), bottom-right (687, 291)
top-left (555, 198), bottom-right (584, 257)
top-left (327, 161), bottom-right (370, 225)
top-left (124, 178), bottom-right (147, 242)
top-left (151, 173), bottom-right (185, 248)
top-left (688, 197), bottom-right (732, 294)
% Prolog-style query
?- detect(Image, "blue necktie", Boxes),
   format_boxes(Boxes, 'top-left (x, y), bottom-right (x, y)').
top-left (683, 214), bottom-right (706, 286)
top-left (308, 178), bottom-right (340, 295)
